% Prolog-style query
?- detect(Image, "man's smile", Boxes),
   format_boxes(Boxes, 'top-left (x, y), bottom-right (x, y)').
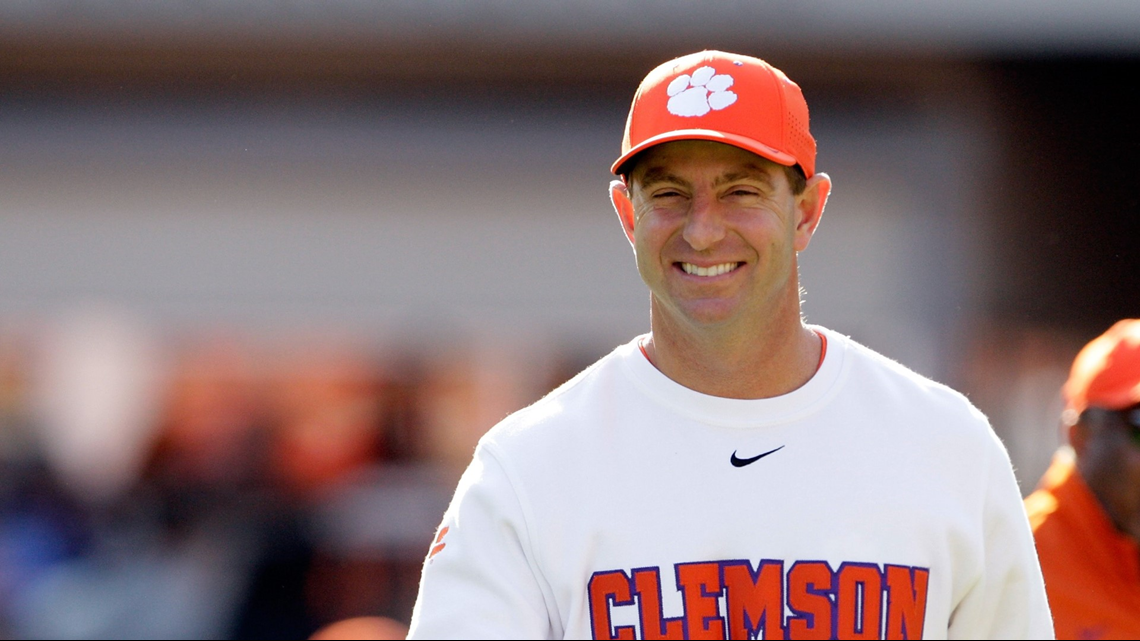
top-left (677, 261), bottom-right (744, 277)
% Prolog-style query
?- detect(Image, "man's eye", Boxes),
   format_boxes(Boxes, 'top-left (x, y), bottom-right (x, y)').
top-left (653, 190), bottom-right (684, 199)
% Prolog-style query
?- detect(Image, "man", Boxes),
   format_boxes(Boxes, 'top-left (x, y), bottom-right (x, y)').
top-left (408, 50), bottom-right (1052, 639)
top-left (1025, 319), bottom-right (1140, 639)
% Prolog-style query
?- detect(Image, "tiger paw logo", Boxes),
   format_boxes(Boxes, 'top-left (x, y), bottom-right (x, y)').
top-left (428, 526), bottom-right (449, 561)
top-left (667, 66), bottom-right (737, 117)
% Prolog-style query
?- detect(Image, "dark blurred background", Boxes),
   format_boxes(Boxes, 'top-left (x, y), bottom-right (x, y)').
top-left (1, 2), bottom-right (1137, 638)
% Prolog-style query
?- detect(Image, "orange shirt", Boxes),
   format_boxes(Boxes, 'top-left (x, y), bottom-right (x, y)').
top-left (1025, 451), bottom-right (1140, 640)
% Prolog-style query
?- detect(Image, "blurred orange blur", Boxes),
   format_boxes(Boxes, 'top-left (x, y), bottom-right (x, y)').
top-left (310, 616), bottom-right (408, 640)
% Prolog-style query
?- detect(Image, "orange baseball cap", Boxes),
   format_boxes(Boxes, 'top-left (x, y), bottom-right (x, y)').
top-left (1063, 319), bottom-right (1140, 413)
top-left (612, 50), bottom-right (817, 178)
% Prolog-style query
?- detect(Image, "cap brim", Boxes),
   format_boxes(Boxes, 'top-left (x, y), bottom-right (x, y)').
top-left (611, 129), bottom-right (800, 177)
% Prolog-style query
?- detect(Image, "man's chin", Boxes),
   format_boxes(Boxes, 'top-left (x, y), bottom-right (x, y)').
top-left (664, 299), bottom-right (746, 330)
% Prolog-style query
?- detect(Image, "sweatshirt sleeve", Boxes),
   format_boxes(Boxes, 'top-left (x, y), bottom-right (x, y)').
top-left (406, 443), bottom-right (557, 640)
top-left (947, 430), bottom-right (1055, 639)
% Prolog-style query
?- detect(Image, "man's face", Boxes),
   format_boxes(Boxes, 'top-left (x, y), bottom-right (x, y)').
top-left (1074, 404), bottom-right (1140, 541)
top-left (616, 140), bottom-right (823, 332)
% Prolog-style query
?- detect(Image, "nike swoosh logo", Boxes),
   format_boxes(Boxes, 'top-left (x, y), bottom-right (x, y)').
top-left (730, 446), bottom-right (785, 467)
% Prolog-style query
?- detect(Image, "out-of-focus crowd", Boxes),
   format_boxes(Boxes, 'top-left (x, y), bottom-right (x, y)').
top-left (0, 308), bottom-right (581, 639)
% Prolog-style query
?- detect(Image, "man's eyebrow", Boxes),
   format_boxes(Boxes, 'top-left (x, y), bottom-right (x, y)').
top-left (636, 167), bottom-right (687, 188)
top-left (714, 164), bottom-right (776, 187)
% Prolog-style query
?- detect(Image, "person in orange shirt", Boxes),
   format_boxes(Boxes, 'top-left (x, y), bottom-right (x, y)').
top-left (1025, 319), bottom-right (1140, 639)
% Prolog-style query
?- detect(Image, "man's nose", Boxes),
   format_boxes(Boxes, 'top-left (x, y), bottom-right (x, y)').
top-left (682, 193), bottom-right (727, 251)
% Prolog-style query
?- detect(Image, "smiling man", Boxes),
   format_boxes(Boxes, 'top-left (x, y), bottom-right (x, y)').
top-left (407, 51), bottom-right (1053, 640)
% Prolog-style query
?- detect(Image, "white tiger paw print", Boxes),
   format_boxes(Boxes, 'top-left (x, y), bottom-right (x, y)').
top-left (666, 66), bottom-right (738, 117)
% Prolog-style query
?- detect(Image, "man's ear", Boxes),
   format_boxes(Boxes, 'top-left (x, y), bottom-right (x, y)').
top-left (609, 180), bottom-right (636, 247)
top-left (1068, 419), bottom-right (1089, 458)
top-left (793, 172), bottom-right (832, 252)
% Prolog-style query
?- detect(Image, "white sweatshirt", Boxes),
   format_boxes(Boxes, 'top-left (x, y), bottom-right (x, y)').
top-left (407, 328), bottom-right (1054, 640)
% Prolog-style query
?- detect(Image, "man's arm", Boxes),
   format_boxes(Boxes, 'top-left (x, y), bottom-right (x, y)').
top-left (948, 432), bottom-right (1055, 639)
top-left (407, 444), bottom-right (557, 640)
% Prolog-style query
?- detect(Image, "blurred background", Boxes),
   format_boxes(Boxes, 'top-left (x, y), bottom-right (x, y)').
top-left (0, 1), bottom-right (1138, 638)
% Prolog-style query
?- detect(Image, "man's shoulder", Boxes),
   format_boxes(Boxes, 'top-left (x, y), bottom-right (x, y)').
top-left (827, 330), bottom-right (1010, 479)
top-left (1024, 486), bottom-right (1060, 532)
top-left (833, 329), bottom-right (990, 427)
top-left (480, 339), bottom-right (632, 449)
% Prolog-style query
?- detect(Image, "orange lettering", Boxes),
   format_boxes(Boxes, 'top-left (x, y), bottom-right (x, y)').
top-left (592, 559), bottom-right (930, 640)
top-left (634, 567), bottom-right (685, 640)
top-left (589, 571), bottom-right (636, 640)
top-left (723, 560), bottom-right (785, 640)
top-left (786, 561), bottom-right (833, 640)
top-left (836, 563), bottom-right (883, 640)
top-left (676, 562), bottom-right (726, 639)
top-left (884, 565), bottom-right (929, 640)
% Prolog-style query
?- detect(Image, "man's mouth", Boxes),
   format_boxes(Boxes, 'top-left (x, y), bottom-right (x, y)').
top-left (678, 262), bottom-right (742, 277)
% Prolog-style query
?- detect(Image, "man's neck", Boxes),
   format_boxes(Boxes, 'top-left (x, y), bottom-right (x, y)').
top-left (643, 299), bottom-right (822, 400)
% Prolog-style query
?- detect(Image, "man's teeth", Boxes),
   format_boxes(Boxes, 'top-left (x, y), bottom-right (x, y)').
top-left (681, 262), bottom-right (738, 277)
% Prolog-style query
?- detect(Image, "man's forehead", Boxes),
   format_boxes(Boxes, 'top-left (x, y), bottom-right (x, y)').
top-left (629, 140), bottom-right (785, 185)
